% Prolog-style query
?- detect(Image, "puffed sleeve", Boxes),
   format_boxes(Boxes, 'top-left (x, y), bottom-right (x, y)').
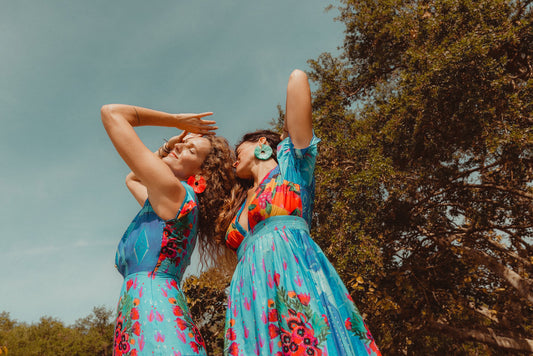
top-left (277, 133), bottom-right (321, 187)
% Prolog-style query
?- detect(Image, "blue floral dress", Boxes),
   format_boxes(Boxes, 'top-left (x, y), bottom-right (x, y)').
top-left (113, 182), bottom-right (206, 356)
top-left (224, 136), bottom-right (380, 356)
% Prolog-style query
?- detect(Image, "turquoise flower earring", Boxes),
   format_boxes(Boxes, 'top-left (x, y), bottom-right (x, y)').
top-left (254, 143), bottom-right (273, 160)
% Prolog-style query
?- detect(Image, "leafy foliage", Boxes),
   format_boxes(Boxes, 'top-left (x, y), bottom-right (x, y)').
top-left (0, 269), bottom-right (231, 356)
top-left (183, 267), bottom-right (233, 355)
top-left (3, 2), bottom-right (533, 355)
top-left (0, 307), bottom-right (114, 356)
top-left (307, 0), bottom-right (533, 354)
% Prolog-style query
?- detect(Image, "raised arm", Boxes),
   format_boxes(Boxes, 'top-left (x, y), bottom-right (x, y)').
top-left (283, 69), bottom-right (313, 148)
top-left (101, 104), bottom-right (215, 219)
top-left (124, 132), bottom-right (189, 207)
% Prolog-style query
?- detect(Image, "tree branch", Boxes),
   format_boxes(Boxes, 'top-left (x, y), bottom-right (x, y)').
top-left (467, 303), bottom-right (499, 323)
top-left (481, 233), bottom-right (532, 267)
top-left (461, 183), bottom-right (533, 200)
top-left (418, 225), bottom-right (533, 302)
top-left (462, 246), bottom-right (533, 303)
top-left (429, 322), bottom-right (533, 353)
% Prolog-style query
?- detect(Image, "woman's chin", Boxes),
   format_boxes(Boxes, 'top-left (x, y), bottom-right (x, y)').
top-left (236, 172), bottom-right (252, 180)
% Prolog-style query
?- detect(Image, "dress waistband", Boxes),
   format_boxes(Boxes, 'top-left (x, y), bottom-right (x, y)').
top-left (120, 270), bottom-right (182, 282)
top-left (237, 215), bottom-right (309, 259)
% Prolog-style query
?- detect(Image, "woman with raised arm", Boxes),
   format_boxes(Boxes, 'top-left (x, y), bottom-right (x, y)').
top-left (101, 104), bottom-right (235, 356)
top-left (218, 70), bottom-right (380, 355)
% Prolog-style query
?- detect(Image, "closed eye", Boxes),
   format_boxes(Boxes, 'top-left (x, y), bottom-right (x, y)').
top-left (186, 142), bottom-right (196, 154)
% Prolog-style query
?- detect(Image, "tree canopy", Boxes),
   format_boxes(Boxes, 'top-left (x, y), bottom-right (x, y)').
top-left (307, 0), bottom-right (532, 354)
top-left (0, 307), bottom-right (114, 356)
top-left (2, 1), bottom-right (532, 355)
top-left (182, 267), bottom-right (233, 355)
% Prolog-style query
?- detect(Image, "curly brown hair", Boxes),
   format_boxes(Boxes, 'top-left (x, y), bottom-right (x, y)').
top-left (195, 135), bottom-right (237, 266)
top-left (215, 130), bottom-right (281, 243)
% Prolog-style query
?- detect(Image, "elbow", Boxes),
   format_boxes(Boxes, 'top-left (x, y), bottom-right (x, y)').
top-left (126, 172), bottom-right (140, 186)
top-left (100, 104), bottom-right (111, 123)
top-left (125, 173), bottom-right (138, 191)
top-left (125, 175), bottom-right (133, 189)
top-left (100, 104), bottom-right (119, 125)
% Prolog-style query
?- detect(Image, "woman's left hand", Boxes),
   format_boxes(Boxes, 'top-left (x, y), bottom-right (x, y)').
top-left (175, 112), bottom-right (217, 134)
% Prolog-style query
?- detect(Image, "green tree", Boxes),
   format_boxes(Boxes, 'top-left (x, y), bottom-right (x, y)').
top-left (0, 312), bottom-right (15, 354)
top-left (308, 0), bottom-right (532, 354)
top-left (71, 306), bottom-right (114, 355)
top-left (0, 307), bottom-right (114, 356)
top-left (183, 267), bottom-right (233, 355)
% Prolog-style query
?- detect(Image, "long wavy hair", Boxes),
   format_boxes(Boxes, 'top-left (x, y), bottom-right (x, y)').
top-left (215, 130), bottom-right (282, 243)
top-left (195, 135), bottom-right (237, 267)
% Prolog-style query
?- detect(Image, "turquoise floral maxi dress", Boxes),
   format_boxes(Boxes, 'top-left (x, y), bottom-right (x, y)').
top-left (113, 182), bottom-right (206, 356)
top-left (224, 136), bottom-right (381, 356)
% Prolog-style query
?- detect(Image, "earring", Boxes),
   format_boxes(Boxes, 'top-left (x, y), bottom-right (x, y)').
top-left (254, 144), bottom-right (273, 160)
top-left (187, 175), bottom-right (207, 194)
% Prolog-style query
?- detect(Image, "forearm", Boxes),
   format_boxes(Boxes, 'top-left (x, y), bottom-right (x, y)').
top-left (101, 104), bottom-right (216, 137)
top-left (100, 104), bottom-right (179, 128)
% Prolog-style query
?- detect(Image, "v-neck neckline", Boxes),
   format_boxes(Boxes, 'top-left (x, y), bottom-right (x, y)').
top-left (234, 165), bottom-right (280, 233)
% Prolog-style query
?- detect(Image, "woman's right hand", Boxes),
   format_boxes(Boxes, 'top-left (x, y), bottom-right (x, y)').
top-left (162, 132), bottom-right (206, 156)
top-left (175, 112), bottom-right (217, 135)
top-left (166, 131), bottom-right (188, 148)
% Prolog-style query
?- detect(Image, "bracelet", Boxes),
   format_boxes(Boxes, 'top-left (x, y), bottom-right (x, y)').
top-left (161, 139), bottom-right (171, 154)
top-left (158, 140), bottom-right (171, 157)
top-left (133, 107), bottom-right (141, 125)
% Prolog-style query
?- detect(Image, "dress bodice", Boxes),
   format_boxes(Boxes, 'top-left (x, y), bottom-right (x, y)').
top-left (115, 182), bottom-right (199, 282)
top-left (225, 135), bottom-right (320, 250)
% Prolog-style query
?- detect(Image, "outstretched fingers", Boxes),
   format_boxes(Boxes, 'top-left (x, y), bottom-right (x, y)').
top-left (196, 112), bottom-right (214, 119)
top-left (178, 112), bottom-right (218, 134)
top-left (196, 112), bottom-right (217, 134)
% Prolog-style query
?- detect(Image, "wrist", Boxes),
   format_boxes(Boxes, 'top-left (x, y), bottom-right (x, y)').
top-left (174, 113), bottom-right (185, 129)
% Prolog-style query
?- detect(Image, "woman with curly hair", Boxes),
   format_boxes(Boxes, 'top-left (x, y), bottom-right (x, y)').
top-left (101, 104), bottom-right (235, 356)
top-left (217, 70), bottom-right (380, 355)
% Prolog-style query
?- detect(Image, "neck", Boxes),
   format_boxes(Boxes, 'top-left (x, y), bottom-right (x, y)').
top-left (251, 159), bottom-right (278, 187)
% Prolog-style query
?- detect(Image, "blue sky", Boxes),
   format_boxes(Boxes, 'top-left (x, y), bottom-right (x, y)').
top-left (0, 1), bottom-right (343, 325)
